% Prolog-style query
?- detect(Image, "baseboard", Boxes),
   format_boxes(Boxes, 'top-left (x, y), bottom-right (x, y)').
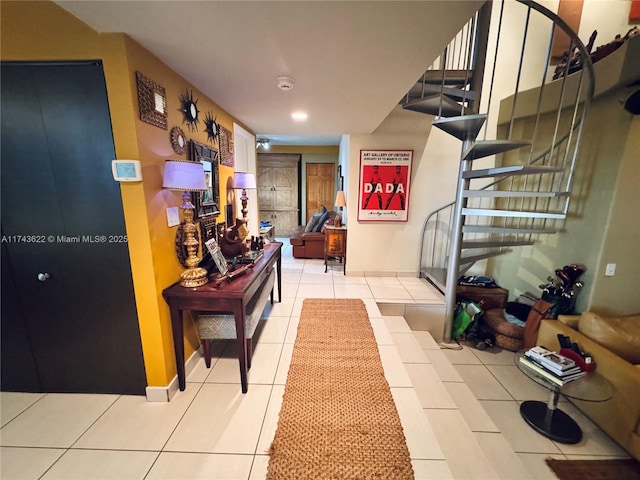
top-left (145, 348), bottom-right (202, 402)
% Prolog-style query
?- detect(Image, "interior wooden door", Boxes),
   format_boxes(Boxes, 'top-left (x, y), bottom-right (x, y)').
top-left (306, 163), bottom-right (336, 220)
top-left (0, 61), bottom-right (146, 395)
top-left (257, 154), bottom-right (300, 236)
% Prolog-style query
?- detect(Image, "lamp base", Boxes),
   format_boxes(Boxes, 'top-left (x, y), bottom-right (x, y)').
top-left (180, 266), bottom-right (209, 287)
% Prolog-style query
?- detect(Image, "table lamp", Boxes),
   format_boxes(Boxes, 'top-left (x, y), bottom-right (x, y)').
top-left (233, 172), bottom-right (256, 219)
top-left (163, 159), bottom-right (209, 287)
top-left (334, 190), bottom-right (346, 227)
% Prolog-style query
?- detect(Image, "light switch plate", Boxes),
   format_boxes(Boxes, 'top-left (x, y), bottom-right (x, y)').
top-left (167, 207), bottom-right (180, 227)
top-left (605, 263), bottom-right (616, 277)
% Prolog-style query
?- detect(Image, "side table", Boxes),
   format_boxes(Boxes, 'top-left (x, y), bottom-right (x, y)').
top-left (324, 226), bottom-right (347, 274)
top-left (515, 350), bottom-right (613, 444)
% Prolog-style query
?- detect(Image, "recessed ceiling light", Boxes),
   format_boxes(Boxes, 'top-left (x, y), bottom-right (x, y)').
top-left (291, 112), bottom-right (308, 121)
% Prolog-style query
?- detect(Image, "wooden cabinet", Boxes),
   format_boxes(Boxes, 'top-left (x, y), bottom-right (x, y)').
top-left (257, 154), bottom-right (300, 237)
top-left (324, 226), bottom-right (347, 274)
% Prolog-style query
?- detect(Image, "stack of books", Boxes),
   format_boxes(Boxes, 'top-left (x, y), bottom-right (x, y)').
top-left (520, 346), bottom-right (586, 386)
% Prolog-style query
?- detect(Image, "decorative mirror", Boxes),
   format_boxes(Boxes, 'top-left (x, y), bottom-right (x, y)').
top-left (136, 71), bottom-right (167, 129)
top-left (190, 139), bottom-right (220, 218)
top-left (179, 89), bottom-right (200, 132)
top-left (204, 111), bottom-right (220, 146)
top-left (170, 126), bottom-right (187, 155)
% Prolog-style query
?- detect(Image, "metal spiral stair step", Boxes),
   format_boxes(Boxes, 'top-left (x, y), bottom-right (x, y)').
top-left (461, 239), bottom-right (535, 249)
top-left (432, 114), bottom-right (487, 140)
top-left (462, 208), bottom-right (566, 219)
top-left (463, 139), bottom-right (531, 160)
top-left (462, 164), bottom-right (564, 179)
top-left (462, 190), bottom-right (570, 198)
top-left (463, 225), bottom-right (557, 235)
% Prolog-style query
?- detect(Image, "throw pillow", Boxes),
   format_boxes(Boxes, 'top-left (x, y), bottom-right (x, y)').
top-left (304, 212), bottom-right (322, 232)
top-left (313, 211), bottom-right (330, 232)
top-left (578, 312), bottom-right (640, 364)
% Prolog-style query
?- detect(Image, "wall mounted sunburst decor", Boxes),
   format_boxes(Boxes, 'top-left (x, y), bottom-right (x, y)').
top-left (170, 126), bottom-right (187, 155)
top-left (204, 111), bottom-right (220, 146)
top-left (178, 90), bottom-right (200, 132)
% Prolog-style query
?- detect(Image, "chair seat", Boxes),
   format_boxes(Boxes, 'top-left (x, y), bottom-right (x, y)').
top-left (198, 269), bottom-right (275, 340)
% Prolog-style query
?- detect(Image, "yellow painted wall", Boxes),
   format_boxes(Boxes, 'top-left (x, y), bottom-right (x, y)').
top-left (1, 1), bottom-right (250, 388)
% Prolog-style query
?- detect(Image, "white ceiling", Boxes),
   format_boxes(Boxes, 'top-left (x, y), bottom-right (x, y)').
top-left (55, 1), bottom-right (481, 145)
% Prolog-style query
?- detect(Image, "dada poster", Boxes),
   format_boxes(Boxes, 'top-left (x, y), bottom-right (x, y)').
top-left (357, 150), bottom-right (413, 222)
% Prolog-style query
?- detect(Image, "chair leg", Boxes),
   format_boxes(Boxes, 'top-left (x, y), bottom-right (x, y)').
top-left (203, 339), bottom-right (212, 368)
top-left (246, 338), bottom-right (253, 370)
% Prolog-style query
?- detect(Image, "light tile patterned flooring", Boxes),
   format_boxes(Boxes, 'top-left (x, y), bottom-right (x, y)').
top-left (0, 239), bottom-right (630, 479)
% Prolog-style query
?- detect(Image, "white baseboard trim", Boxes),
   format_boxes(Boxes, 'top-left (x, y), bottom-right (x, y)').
top-left (145, 348), bottom-right (202, 402)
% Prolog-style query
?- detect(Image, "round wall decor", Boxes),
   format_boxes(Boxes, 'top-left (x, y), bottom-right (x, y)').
top-left (170, 126), bottom-right (187, 155)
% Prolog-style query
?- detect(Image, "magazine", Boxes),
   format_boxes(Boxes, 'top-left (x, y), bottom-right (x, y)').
top-left (526, 346), bottom-right (576, 372)
top-left (519, 356), bottom-right (585, 386)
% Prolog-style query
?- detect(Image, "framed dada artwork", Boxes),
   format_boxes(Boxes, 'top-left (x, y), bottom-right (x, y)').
top-left (357, 150), bottom-right (413, 222)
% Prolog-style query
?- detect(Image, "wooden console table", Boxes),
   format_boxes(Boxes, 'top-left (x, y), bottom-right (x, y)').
top-left (162, 242), bottom-right (282, 393)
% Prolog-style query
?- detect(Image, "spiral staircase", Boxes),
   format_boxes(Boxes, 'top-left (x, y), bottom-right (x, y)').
top-left (404, 0), bottom-right (595, 342)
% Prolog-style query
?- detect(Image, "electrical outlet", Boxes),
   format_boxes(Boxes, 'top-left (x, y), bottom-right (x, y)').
top-left (605, 263), bottom-right (616, 277)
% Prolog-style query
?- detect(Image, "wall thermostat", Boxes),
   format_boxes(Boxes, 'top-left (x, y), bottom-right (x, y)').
top-left (112, 160), bottom-right (142, 182)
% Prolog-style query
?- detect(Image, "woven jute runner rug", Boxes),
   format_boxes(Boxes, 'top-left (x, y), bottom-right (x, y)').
top-left (267, 298), bottom-right (414, 479)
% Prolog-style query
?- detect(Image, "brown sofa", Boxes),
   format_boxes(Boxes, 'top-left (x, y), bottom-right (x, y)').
top-left (290, 226), bottom-right (325, 259)
top-left (290, 209), bottom-right (336, 259)
top-left (537, 312), bottom-right (640, 460)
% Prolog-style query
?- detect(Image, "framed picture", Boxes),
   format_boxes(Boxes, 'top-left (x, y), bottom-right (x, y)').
top-left (204, 238), bottom-right (228, 276)
top-left (190, 140), bottom-right (220, 218)
top-left (357, 150), bottom-right (413, 222)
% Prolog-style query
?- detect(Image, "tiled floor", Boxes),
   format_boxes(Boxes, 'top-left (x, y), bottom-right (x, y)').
top-left (0, 239), bottom-right (630, 479)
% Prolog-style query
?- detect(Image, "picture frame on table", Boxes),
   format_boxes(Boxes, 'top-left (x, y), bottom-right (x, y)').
top-left (204, 238), bottom-right (228, 276)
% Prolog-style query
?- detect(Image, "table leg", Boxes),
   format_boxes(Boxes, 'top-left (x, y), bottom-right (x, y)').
top-left (234, 304), bottom-right (248, 394)
top-left (170, 307), bottom-right (186, 391)
top-left (276, 252), bottom-right (282, 302)
top-left (519, 389), bottom-right (582, 444)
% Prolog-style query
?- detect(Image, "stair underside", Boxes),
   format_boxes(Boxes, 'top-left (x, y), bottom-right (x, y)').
top-left (461, 249), bottom-right (509, 264)
top-left (407, 83), bottom-right (477, 102)
top-left (432, 114), bottom-right (486, 140)
top-left (404, 95), bottom-right (476, 117)
top-left (420, 69), bottom-right (473, 86)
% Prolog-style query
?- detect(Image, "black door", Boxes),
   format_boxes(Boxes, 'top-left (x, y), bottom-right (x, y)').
top-left (1, 61), bottom-right (147, 395)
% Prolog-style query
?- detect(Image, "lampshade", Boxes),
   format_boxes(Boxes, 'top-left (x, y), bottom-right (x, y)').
top-left (335, 190), bottom-right (347, 207)
top-left (233, 172), bottom-right (256, 189)
top-left (162, 160), bottom-right (206, 191)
